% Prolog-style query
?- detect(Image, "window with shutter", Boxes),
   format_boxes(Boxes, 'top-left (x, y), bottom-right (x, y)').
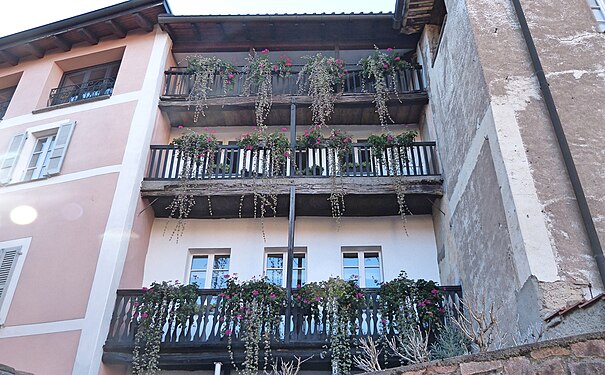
top-left (588, 0), bottom-right (605, 31)
top-left (0, 133), bottom-right (26, 184)
top-left (0, 247), bottom-right (20, 309)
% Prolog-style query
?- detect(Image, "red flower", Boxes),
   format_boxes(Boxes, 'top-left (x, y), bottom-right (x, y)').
top-left (387, 47), bottom-right (393, 52)
top-left (395, 56), bottom-right (401, 61)
top-left (225, 329), bottom-right (232, 335)
top-left (285, 62), bottom-right (292, 66)
top-left (261, 49), bottom-right (269, 54)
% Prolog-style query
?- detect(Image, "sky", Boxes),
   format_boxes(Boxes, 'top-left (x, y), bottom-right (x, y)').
top-left (0, 0), bottom-right (395, 38)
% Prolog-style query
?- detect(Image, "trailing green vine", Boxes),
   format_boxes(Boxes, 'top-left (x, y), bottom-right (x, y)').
top-left (244, 49), bottom-right (273, 130)
top-left (221, 276), bottom-right (286, 375)
top-left (165, 130), bottom-right (219, 242)
top-left (132, 281), bottom-right (199, 375)
top-left (298, 54), bottom-right (346, 129)
top-left (325, 129), bottom-right (353, 226)
top-left (359, 47), bottom-right (412, 130)
top-left (186, 56), bottom-right (236, 122)
top-left (367, 131), bottom-right (417, 232)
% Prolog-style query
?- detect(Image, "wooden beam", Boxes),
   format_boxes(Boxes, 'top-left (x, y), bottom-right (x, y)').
top-left (134, 13), bottom-right (154, 32)
top-left (269, 23), bottom-right (277, 41)
top-left (25, 43), bottom-right (44, 58)
top-left (191, 23), bottom-right (202, 41)
top-left (0, 50), bottom-right (18, 66)
top-left (51, 35), bottom-right (71, 52)
top-left (78, 27), bottom-right (99, 45)
top-left (106, 20), bottom-right (127, 38)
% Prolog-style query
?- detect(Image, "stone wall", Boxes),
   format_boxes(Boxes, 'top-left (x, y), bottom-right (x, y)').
top-left (420, 0), bottom-right (605, 341)
top-left (364, 331), bottom-right (605, 375)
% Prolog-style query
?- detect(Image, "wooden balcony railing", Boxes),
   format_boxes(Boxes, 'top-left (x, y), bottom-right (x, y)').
top-left (162, 64), bottom-right (425, 99)
top-left (145, 142), bottom-right (439, 181)
top-left (105, 286), bottom-right (462, 351)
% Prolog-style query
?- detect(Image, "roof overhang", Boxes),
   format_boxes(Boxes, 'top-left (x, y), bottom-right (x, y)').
top-left (393, 0), bottom-right (446, 34)
top-left (0, 0), bottom-right (170, 68)
top-left (158, 13), bottom-right (421, 53)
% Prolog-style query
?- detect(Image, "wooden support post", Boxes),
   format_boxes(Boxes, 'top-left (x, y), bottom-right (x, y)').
top-left (284, 186), bottom-right (296, 343)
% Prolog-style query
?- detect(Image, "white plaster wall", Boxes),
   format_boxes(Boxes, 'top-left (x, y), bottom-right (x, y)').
top-left (144, 215), bottom-right (440, 286)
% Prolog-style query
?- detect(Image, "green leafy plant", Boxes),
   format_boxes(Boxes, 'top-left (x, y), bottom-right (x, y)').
top-left (325, 129), bottom-right (353, 225)
top-left (165, 130), bottom-right (219, 242)
top-left (244, 49), bottom-right (273, 129)
top-left (132, 281), bottom-right (199, 375)
top-left (186, 56), bottom-right (236, 122)
top-left (298, 278), bottom-right (365, 374)
top-left (221, 276), bottom-right (286, 375)
top-left (359, 47), bottom-right (412, 129)
top-left (273, 54), bottom-right (294, 78)
top-left (296, 128), bottom-right (324, 149)
top-left (298, 54), bottom-right (346, 129)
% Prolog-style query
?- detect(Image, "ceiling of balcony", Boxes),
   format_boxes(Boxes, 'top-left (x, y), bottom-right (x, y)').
top-left (158, 13), bottom-right (421, 53)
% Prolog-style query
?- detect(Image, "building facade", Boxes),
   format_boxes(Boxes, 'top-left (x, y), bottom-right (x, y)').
top-left (0, 0), bottom-right (603, 374)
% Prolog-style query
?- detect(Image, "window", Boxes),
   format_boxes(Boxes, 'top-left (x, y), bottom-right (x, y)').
top-left (264, 249), bottom-right (306, 288)
top-left (0, 121), bottom-right (75, 184)
top-left (0, 237), bottom-right (30, 325)
top-left (49, 61), bottom-right (120, 106)
top-left (0, 86), bottom-right (16, 119)
top-left (342, 247), bottom-right (382, 288)
top-left (188, 254), bottom-right (230, 289)
top-left (588, 0), bottom-right (605, 32)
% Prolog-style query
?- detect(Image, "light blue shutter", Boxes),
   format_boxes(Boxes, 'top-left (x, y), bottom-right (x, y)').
top-left (0, 247), bottom-right (20, 308)
top-left (47, 121), bottom-right (75, 175)
top-left (0, 133), bottom-right (26, 184)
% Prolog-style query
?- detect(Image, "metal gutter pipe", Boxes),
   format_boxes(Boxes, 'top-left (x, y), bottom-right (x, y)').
top-left (511, 0), bottom-right (605, 288)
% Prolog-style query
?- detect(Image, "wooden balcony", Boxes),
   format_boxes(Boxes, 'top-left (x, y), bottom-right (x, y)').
top-left (159, 65), bottom-right (428, 126)
top-left (103, 286), bottom-right (462, 371)
top-left (141, 142), bottom-right (443, 218)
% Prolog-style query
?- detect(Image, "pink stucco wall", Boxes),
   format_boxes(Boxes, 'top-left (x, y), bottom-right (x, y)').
top-left (0, 173), bottom-right (118, 325)
top-left (0, 330), bottom-right (80, 374)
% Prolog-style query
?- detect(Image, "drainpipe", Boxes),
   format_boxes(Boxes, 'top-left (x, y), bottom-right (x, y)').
top-left (393, 0), bottom-right (405, 29)
top-left (511, 0), bottom-right (605, 288)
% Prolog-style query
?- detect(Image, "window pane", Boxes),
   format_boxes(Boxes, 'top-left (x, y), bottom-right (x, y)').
top-left (214, 255), bottom-right (230, 270)
top-left (343, 268), bottom-right (359, 284)
top-left (267, 254), bottom-right (284, 269)
top-left (293, 254), bottom-right (306, 268)
top-left (191, 256), bottom-right (208, 270)
top-left (343, 253), bottom-right (358, 267)
top-left (365, 267), bottom-right (382, 288)
top-left (267, 269), bottom-right (283, 285)
top-left (293, 269), bottom-right (306, 288)
top-left (189, 271), bottom-right (206, 287)
top-left (364, 253), bottom-right (380, 266)
top-left (211, 270), bottom-right (228, 288)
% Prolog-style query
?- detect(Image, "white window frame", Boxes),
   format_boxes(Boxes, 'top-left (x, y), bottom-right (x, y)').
top-left (187, 249), bottom-right (231, 289)
top-left (0, 237), bottom-right (31, 327)
top-left (264, 247), bottom-right (307, 288)
top-left (1, 120), bottom-right (75, 184)
top-left (589, 0), bottom-right (605, 32)
top-left (341, 246), bottom-right (383, 288)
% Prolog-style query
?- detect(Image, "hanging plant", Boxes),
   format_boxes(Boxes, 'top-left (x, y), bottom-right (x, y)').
top-left (164, 130), bottom-right (219, 242)
top-left (132, 281), bottom-right (199, 375)
top-left (298, 54), bottom-right (346, 129)
top-left (359, 47), bottom-right (412, 129)
top-left (186, 56), bottom-right (236, 122)
top-left (221, 276), bottom-right (286, 375)
top-left (244, 49), bottom-right (273, 130)
top-left (368, 131), bottom-right (417, 231)
top-left (325, 129), bottom-right (353, 225)
top-left (237, 128), bottom-right (290, 241)
top-left (298, 278), bottom-right (365, 374)
top-left (295, 128), bottom-right (324, 150)
top-left (273, 54), bottom-right (294, 78)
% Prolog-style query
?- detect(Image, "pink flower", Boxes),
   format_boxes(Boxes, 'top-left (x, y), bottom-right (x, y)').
top-left (395, 56), bottom-right (401, 61)
top-left (218, 293), bottom-right (224, 297)
top-left (431, 289), bottom-right (439, 295)
top-left (383, 63), bottom-right (389, 69)
top-left (316, 297), bottom-right (321, 302)
top-left (387, 47), bottom-right (393, 52)
top-left (344, 69), bottom-right (348, 73)
top-left (225, 329), bottom-right (232, 335)
top-left (219, 316), bottom-right (225, 322)
top-left (224, 274), bottom-right (230, 278)
top-left (281, 127), bottom-right (288, 131)
top-left (228, 73), bottom-right (234, 79)
top-left (142, 287), bottom-right (148, 292)
top-left (177, 125), bottom-right (184, 129)
top-left (246, 145), bottom-right (253, 150)
top-left (387, 135), bottom-right (394, 141)
top-left (438, 308), bottom-right (446, 313)
top-left (270, 293), bottom-right (276, 299)
top-left (355, 292), bottom-right (364, 298)
top-left (133, 302), bottom-right (139, 306)
top-left (261, 49), bottom-right (269, 54)
top-left (303, 299), bottom-right (308, 304)
top-left (133, 312), bottom-right (139, 318)
top-left (252, 290), bottom-right (259, 296)
top-left (418, 302), bottom-right (426, 307)
top-left (236, 314), bottom-right (242, 319)
top-left (285, 62), bottom-right (292, 66)
top-left (424, 299), bottom-right (431, 305)
top-left (141, 312), bottom-right (149, 319)
top-left (273, 65), bottom-right (278, 71)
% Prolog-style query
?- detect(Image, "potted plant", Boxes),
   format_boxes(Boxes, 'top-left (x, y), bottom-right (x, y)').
top-left (186, 56), bottom-right (236, 122)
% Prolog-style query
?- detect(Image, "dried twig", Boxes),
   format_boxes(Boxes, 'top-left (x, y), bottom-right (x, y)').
top-left (386, 324), bottom-right (431, 364)
top-left (353, 337), bottom-right (382, 372)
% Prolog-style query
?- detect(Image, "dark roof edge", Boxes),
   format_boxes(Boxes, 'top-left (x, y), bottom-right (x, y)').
top-left (159, 13), bottom-right (394, 24)
top-left (0, 0), bottom-right (170, 47)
